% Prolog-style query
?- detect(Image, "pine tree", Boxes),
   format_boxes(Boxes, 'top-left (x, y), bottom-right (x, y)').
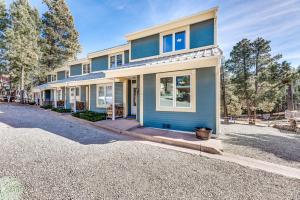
top-left (5, 0), bottom-right (41, 102)
top-left (0, 0), bottom-right (9, 73)
top-left (41, 0), bottom-right (81, 71)
top-left (226, 39), bottom-right (254, 120)
top-left (251, 37), bottom-right (281, 122)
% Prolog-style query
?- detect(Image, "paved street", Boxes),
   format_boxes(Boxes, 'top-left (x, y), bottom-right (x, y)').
top-left (0, 103), bottom-right (299, 200)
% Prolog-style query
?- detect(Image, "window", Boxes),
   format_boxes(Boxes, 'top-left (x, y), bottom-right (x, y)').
top-left (110, 54), bottom-right (123, 68)
top-left (162, 30), bottom-right (186, 53)
top-left (175, 31), bottom-right (186, 51)
top-left (156, 70), bottom-right (195, 112)
top-left (163, 34), bottom-right (173, 53)
top-left (82, 64), bottom-right (90, 74)
top-left (97, 84), bottom-right (113, 108)
top-left (70, 87), bottom-right (80, 102)
top-left (57, 89), bottom-right (62, 101)
top-left (52, 75), bottom-right (57, 82)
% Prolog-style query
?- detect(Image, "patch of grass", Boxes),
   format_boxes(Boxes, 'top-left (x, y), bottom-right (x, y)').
top-left (72, 111), bottom-right (106, 122)
top-left (51, 107), bottom-right (71, 113)
top-left (40, 104), bottom-right (53, 109)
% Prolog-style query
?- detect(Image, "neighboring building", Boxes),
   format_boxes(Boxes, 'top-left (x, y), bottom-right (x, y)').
top-left (34, 7), bottom-right (222, 135)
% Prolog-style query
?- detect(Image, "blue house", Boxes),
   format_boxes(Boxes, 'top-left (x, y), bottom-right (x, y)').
top-left (33, 7), bottom-right (222, 136)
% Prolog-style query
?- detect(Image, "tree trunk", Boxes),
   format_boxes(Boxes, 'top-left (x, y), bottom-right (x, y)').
top-left (20, 66), bottom-right (25, 104)
top-left (287, 83), bottom-right (294, 111)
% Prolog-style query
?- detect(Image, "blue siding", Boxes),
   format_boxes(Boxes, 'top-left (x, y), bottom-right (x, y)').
top-left (131, 34), bottom-right (159, 60)
top-left (143, 67), bottom-right (216, 133)
top-left (124, 50), bottom-right (129, 64)
top-left (57, 71), bottom-right (65, 80)
top-left (190, 19), bottom-right (214, 49)
top-left (70, 64), bottom-right (82, 76)
top-left (91, 56), bottom-right (108, 72)
top-left (81, 86), bottom-right (86, 103)
top-left (65, 88), bottom-right (71, 109)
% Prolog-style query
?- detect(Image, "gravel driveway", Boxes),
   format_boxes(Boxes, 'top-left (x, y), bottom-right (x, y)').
top-left (221, 124), bottom-right (300, 169)
top-left (0, 103), bottom-right (299, 200)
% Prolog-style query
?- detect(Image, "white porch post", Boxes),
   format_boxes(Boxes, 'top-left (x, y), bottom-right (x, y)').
top-left (88, 84), bottom-right (91, 110)
top-left (140, 75), bottom-right (144, 126)
top-left (74, 87), bottom-right (77, 112)
top-left (112, 78), bottom-right (115, 120)
top-left (123, 79), bottom-right (128, 118)
top-left (64, 86), bottom-right (67, 109)
top-left (54, 88), bottom-right (57, 108)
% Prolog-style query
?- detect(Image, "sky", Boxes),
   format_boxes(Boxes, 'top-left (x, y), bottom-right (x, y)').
top-left (5, 0), bottom-right (300, 67)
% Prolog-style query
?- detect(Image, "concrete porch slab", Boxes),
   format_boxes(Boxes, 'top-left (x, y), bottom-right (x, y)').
top-left (94, 119), bottom-right (140, 131)
top-left (129, 127), bottom-right (223, 154)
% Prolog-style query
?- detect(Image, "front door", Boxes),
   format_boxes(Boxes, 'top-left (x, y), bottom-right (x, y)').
top-left (131, 80), bottom-right (137, 115)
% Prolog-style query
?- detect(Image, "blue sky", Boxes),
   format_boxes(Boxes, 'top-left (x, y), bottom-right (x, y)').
top-left (5, 0), bottom-right (300, 67)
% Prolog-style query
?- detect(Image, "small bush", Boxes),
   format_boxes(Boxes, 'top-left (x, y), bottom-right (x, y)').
top-left (28, 101), bottom-right (35, 105)
top-left (40, 104), bottom-right (53, 109)
top-left (51, 107), bottom-right (71, 113)
top-left (72, 111), bottom-right (106, 122)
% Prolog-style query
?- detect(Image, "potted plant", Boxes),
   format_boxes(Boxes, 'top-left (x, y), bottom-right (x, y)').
top-left (195, 127), bottom-right (212, 140)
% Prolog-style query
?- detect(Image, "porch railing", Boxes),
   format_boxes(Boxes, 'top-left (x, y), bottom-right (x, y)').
top-left (106, 104), bottom-right (124, 119)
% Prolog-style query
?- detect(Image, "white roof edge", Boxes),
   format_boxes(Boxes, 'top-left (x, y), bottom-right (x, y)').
top-left (87, 43), bottom-right (130, 58)
top-left (125, 7), bottom-right (218, 40)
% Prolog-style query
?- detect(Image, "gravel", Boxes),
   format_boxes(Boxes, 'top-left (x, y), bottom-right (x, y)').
top-left (0, 103), bottom-right (299, 200)
top-left (221, 123), bottom-right (300, 169)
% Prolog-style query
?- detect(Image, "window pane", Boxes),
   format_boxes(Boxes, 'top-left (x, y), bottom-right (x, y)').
top-left (98, 86), bottom-right (104, 97)
top-left (116, 54), bottom-right (122, 66)
top-left (110, 56), bottom-right (116, 68)
top-left (163, 34), bottom-right (173, 53)
top-left (176, 75), bottom-right (190, 107)
top-left (76, 88), bottom-right (79, 96)
top-left (106, 85), bottom-right (112, 97)
top-left (87, 64), bottom-right (90, 73)
top-left (160, 77), bottom-right (173, 107)
top-left (175, 31), bottom-right (185, 51)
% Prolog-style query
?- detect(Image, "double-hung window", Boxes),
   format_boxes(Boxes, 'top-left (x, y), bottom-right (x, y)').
top-left (57, 89), bottom-right (62, 101)
top-left (156, 70), bottom-right (196, 112)
top-left (97, 84), bottom-right (113, 108)
top-left (52, 75), bottom-right (57, 82)
top-left (162, 30), bottom-right (186, 53)
top-left (82, 64), bottom-right (90, 74)
top-left (110, 54), bottom-right (123, 68)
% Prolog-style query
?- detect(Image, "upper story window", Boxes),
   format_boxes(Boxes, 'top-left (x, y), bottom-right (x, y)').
top-left (82, 64), bottom-right (90, 74)
top-left (110, 54), bottom-right (123, 68)
top-left (52, 75), bottom-right (57, 82)
top-left (162, 31), bottom-right (186, 53)
top-left (65, 71), bottom-right (69, 78)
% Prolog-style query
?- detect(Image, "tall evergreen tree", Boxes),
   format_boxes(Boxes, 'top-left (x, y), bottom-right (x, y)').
top-left (251, 37), bottom-right (281, 122)
top-left (5, 0), bottom-right (41, 102)
top-left (0, 0), bottom-right (9, 73)
top-left (226, 39), bottom-right (254, 119)
top-left (41, 0), bottom-right (81, 71)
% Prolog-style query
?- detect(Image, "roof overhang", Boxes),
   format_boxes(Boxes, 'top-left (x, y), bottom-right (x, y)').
top-left (105, 55), bottom-right (221, 78)
top-left (125, 7), bottom-right (218, 41)
top-left (88, 43), bottom-right (130, 59)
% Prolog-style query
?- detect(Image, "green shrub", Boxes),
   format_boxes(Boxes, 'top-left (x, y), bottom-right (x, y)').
top-left (51, 107), bottom-right (71, 113)
top-left (40, 104), bottom-right (53, 109)
top-left (72, 111), bottom-right (106, 122)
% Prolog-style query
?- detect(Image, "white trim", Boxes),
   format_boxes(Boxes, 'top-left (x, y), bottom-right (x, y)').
top-left (215, 62), bottom-right (221, 136)
top-left (108, 52), bottom-right (125, 69)
top-left (140, 75), bottom-right (144, 125)
top-left (82, 63), bottom-right (91, 75)
top-left (88, 84), bottom-right (91, 110)
top-left (156, 70), bottom-right (196, 112)
top-left (123, 79), bottom-right (128, 117)
top-left (159, 26), bottom-right (190, 55)
top-left (96, 83), bottom-right (113, 108)
top-left (112, 79), bottom-right (115, 120)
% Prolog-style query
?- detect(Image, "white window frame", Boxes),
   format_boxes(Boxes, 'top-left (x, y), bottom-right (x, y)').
top-left (82, 63), bottom-right (91, 74)
top-left (160, 26), bottom-right (190, 55)
top-left (57, 89), bottom-right (63, 101)
top-left (108, 52), bottom-right (124, 69)
top-left (70, 87), bottom-right (81, 102)
top-left (52, 74), bottom-right (57, 82)
top-left (156, 70), bottom-right (196, 112)
top-left (96, 83), bottom-right (113, 108)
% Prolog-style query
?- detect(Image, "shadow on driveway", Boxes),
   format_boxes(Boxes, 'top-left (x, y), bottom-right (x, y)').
top-left (0, 103), bottom-right (133, 145)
